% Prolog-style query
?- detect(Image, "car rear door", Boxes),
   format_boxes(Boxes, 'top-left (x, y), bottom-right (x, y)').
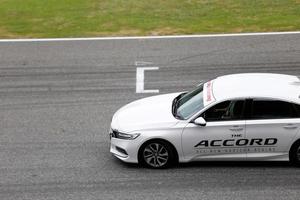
top-left (182, 100), bottom-right (247, 161)
top-left (245, 99), bottom-right (300, 160)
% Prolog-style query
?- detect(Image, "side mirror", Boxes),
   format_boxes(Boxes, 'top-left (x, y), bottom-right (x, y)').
top-left (193, 117), bottom-right (206, 126)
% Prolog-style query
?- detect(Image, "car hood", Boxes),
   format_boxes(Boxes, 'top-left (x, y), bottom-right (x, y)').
top-left (111, 92), bottom-right (182, 133)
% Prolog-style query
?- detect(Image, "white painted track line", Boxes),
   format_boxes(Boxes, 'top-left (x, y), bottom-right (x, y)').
top-left (0, 31), bottom-right (299, 42)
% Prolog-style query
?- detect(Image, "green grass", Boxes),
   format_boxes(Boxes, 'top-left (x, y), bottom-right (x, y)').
top-left (0, 0), bottom-right (299, 38)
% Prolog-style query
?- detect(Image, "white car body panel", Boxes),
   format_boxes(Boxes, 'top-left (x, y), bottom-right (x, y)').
top-left (182, 120), bottom-right (246, 161)
top-left (212, 73), bottom-right (300, 104)
top-left (111, 92), bottom-right (181, 133)
top-left (246, 119), bottom-right (300, 161)
top-left (109, 73), bottom-right (300, 164)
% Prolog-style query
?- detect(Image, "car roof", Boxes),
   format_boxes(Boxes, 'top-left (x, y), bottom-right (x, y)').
top-left (212, 73), bottom-right (300, 104)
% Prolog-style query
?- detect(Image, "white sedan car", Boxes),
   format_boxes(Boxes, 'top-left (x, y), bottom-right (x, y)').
top-left (110, 73), bottom-right (300, 168)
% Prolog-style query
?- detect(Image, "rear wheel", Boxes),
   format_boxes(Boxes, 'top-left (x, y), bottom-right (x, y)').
top-left (138, 140), bottom-right (176, 169)
top-left (289, 140), bottom-right (300, 166)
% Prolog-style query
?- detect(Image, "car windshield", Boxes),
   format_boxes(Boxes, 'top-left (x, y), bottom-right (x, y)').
top-left (175, 84), bottom-right (204, 119)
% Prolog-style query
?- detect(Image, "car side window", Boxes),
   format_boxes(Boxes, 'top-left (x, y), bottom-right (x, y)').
top-left (293, 103), bottom-right (300, 117)
top-left (251, 100), bottom-right (296, 119)
top-left (202, 100), bottom-right (244, 122)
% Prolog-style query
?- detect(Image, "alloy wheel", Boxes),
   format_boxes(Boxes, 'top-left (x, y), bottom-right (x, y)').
top-left (143, 143), bottom-right (169, 168)
top-left (297, 145), bottom-right (300, 161)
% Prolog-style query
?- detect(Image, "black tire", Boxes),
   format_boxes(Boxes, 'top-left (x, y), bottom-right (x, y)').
top-left (289, 140), bottom-right (300, 166)
top-left (138, 140), bottom-right (177, 169)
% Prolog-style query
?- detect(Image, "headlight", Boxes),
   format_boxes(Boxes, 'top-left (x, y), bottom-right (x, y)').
top-left (111, 129), bottom-right (140, 140)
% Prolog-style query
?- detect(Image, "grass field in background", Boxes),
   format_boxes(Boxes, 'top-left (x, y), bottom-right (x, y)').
top-left (0, 0), bottom-right (299, 38)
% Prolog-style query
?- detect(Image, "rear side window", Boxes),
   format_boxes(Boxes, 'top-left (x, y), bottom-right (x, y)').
top-left (251, 100), bottom-right (296, 119)
top-left (292, 103), bottom-right (300, 117)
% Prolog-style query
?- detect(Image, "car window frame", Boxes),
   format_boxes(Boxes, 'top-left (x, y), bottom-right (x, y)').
top-left (197, 99), bottom-right (246, 122)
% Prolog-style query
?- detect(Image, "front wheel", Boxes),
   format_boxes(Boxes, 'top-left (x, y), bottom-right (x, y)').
top-left (289, 140), bottom-right (300, 166)
top-left (138, 140), bottom-right (176, 169)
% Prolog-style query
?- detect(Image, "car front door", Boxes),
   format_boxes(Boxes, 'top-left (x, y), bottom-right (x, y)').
top-left (245, 99), bottom-right (300, 160)
top-left (182, 100), bottom-right (247, 161)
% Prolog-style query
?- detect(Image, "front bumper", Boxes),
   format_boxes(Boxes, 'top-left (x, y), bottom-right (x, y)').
top-left (110, 137), bottom-right (141, 163)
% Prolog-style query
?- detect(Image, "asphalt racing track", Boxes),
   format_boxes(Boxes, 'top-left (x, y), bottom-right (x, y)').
top-left (0, 33), bottom-right (300, 200)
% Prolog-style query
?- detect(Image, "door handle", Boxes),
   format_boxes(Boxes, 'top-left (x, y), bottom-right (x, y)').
top-left (283, 124), bottom-right (297, 129)
top-left (229, 126), bottom-right (243, 131)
